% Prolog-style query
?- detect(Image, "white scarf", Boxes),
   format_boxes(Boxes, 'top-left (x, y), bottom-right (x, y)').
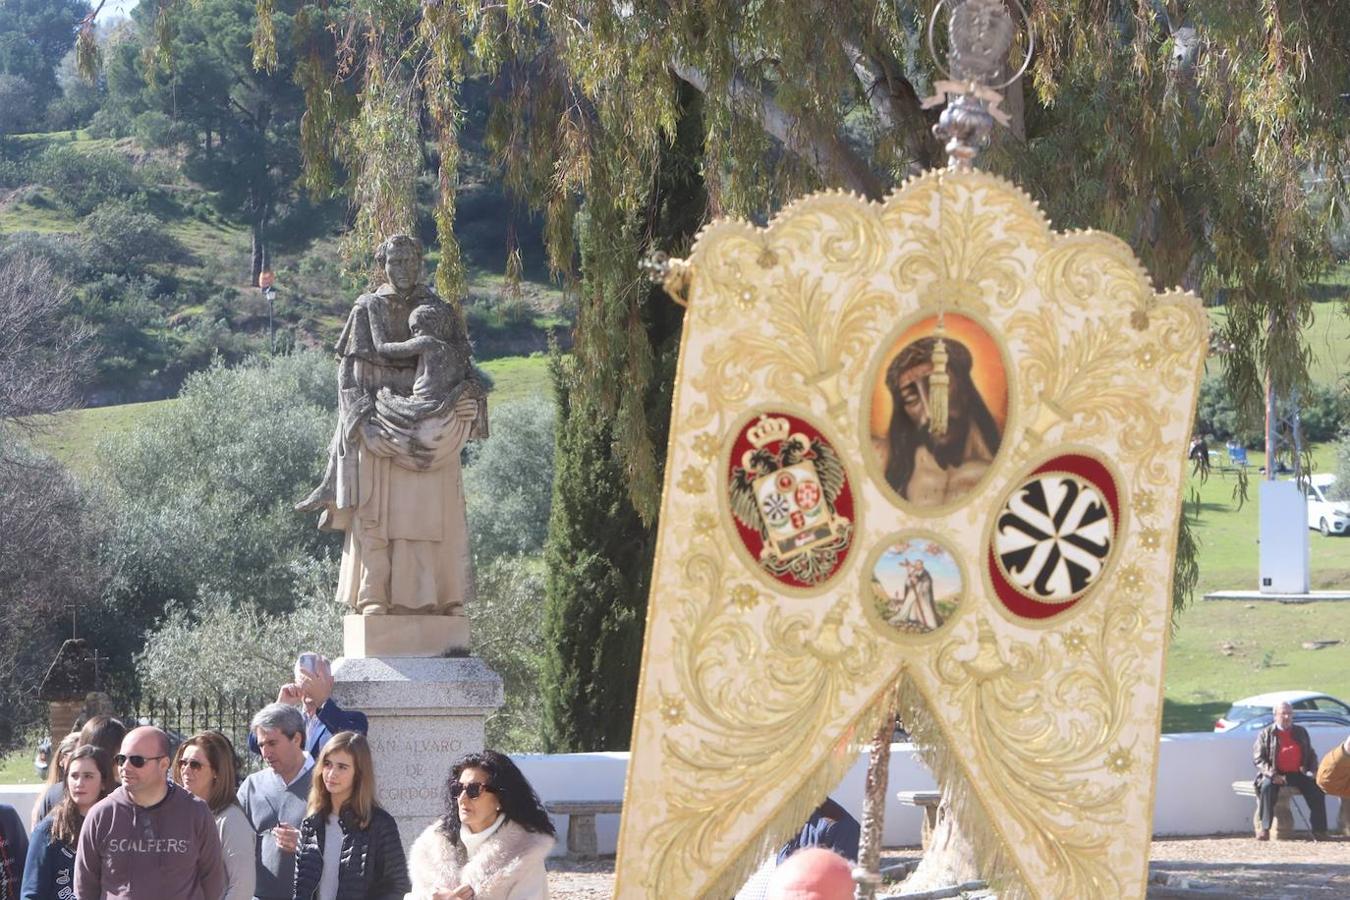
top-left (460, 813), bottom-right (506, 857)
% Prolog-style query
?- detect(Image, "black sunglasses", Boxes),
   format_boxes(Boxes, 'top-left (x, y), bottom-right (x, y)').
top-left (115, 754), bottom-right (166, 768)
top-left (178, 758), bottom-right (207, 771)
top-left (449, 781), bottom-right (496, 800)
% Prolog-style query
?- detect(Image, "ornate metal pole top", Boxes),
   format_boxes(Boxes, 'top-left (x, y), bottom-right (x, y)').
top-left (923, 0), bottom-right (1033, 170)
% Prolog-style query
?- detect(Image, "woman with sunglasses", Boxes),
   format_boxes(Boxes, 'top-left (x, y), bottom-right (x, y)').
top-left (20, 746), bottom-right (113, 899)
top-left (293, 731), bottom-right (409, 900)
top-left (407, 751), bottom-right (556, 900)
top-left (171, 732), bottom-right (256, 900)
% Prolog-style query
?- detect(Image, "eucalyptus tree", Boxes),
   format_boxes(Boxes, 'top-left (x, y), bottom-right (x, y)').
top-left (83, 2), bottom-right (1350, 755)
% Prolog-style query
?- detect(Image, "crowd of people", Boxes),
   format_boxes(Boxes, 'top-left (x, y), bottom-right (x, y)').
top-left (0, 653), bottom-right (918, 900)
top-left (0, 654), bottom-right (567, 900)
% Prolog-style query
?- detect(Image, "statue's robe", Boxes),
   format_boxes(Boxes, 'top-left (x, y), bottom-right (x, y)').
top-left (318, 283), bottom-right (480, 614)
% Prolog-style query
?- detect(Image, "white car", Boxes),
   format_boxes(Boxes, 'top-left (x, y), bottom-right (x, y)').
top-left (1214, 689), bottom-right (1350, 732)
top-left (1307, 473), bottom-right (1350, 536)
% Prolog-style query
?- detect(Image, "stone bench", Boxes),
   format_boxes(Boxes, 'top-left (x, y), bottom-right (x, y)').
top-left (896, 790), bottom-right (942, 850)
top-left (1231, 779), bottom-right (1301, 839)
top-left (544, 800), bottom-right (622, 858)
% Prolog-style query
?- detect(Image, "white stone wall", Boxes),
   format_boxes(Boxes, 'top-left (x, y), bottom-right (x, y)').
top-left (4, 727), bottom-right (1345, 854)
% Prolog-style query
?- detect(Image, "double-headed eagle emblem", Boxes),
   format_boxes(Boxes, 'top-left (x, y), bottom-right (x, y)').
top-left (728, 415), bottom-right (852, 585)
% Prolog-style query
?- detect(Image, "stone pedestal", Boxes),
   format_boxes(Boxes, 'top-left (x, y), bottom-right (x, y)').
top-left (343, 615), bottom-right (470, 657)
top-left (332, 655), bottom-right (502, 847)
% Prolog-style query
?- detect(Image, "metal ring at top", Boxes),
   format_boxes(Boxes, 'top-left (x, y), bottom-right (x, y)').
top-left (926, 0), bottom-right (1035, 92)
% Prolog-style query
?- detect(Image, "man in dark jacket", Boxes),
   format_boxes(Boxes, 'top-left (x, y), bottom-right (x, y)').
top-left (777, 798), bottom-right (861, 865)
top-left (0, 803), bottom-right (28, 900)
top-left (247, 654), bottom-right (367, 759)
top-left (1253, 701), bottom-right (1328, 839)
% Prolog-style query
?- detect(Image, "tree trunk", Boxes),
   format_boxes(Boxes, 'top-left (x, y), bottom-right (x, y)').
top-left (900, 793), bottom-right (982, 893)
top-left (250, 219), bottom-right (265, 287)
top-left (854, 715), bottom-right (893, 899)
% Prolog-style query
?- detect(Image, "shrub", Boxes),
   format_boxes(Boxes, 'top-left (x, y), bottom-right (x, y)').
top-left (94, 351), bottom-right (340, 668)
top-left (0, 74), bottom-right (39, 135)
top-left (0, 442), bottom-right (102, 749)
top-left (81, 198), bottom-right (187, 276)
top-left (1194, 374), bottom-right (1345, 446)
top-left (34, 145), bottom-right (140, 215)
top-left (1296, 384), bottom-right (1350, 443)
top-left (135, 559), bottom-right (342, 699)
top-left (0, 230), bottom-right (84, 275)
top-left (1335, 429), bottom-right (1350, 501)
top-left (463, 394), bottom-right (556, 560)
top-left (470, 557), bottom-right (547, 752)
top-left (86, 106), bottom-right (135, 140)
top-left (0, 156), bottom-right (28, 189)
top-left (131, 110), bottom-right (186, 149)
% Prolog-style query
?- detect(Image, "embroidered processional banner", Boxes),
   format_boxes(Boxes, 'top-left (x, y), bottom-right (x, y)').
top-left (613, 170), bottom-right (1209, 899)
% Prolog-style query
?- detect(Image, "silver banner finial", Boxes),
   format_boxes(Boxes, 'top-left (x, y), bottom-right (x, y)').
top-left (923, 0), bottom-right (1033, 169)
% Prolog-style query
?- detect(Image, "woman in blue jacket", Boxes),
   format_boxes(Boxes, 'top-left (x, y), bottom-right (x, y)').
top-left (21, 746), bottom-right (113, 900)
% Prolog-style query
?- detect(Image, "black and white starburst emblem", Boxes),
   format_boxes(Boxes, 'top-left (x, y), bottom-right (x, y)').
top-left (994, 472), bottom-right (1114, 601)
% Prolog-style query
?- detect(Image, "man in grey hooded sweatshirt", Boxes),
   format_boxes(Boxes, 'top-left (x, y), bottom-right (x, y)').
top-left (74, 726), bottom-right (224, 899)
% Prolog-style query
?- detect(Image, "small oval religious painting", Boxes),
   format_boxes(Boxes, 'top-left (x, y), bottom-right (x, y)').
top-left (870, 537), bottom-right (962, 636)
top-left (727, 413), bottom-right (855, 589)
top-left (988, 454), bottom-right (1120, 620)
top-left (868, 314), bottom-right (1008, 510)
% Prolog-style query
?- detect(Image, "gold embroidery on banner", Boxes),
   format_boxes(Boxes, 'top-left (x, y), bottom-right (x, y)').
top-left (642, 545), bottom-right (878, 894)
top-left (769, 194), bottom-right (889, 276)
top-left (1034, 231), bottom-right (1151, 315)
top-left (1007, 308), bottom-right (1172, 486)
top-left (614, 170), bottom-right (1209, 900)
top-left (934, 608), bottom-right (1143, 898)
top-left (685, 278), bottom-right (891, 433)
top-left (890, 176), bottom-right (1043, 315)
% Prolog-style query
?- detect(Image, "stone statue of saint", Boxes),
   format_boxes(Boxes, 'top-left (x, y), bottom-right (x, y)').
top-left (297, 234), bottom-right (487, 616)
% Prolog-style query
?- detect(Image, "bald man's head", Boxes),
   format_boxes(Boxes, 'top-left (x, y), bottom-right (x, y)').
top-left (766, 848), bottom-right (854, 900)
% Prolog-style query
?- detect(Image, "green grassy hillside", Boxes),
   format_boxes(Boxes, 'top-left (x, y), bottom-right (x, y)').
top-left (1162, 443), bottom-right (1350, 731)
top-left (2, 129), bottom-right (571, 403)
top-left (27, 398), bottom-right (178, 473)
top-left (28, 354), bottom-right (553, 471)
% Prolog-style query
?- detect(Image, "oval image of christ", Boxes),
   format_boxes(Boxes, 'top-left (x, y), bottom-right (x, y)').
top-left (869, 314), bottom-right (1007, 509)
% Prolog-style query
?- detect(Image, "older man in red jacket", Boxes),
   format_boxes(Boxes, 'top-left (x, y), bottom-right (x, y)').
top-left (1253, 702), bottom-right (1328, 840)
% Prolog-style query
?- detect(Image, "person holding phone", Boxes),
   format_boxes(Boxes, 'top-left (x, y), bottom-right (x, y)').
top-left (248, 654), bottom-right (369, 760)
top-left (406, 752), bottom-right (555, 900)
top-left (238, 704), bottom-right (314, 900)
top-left (292, 732), bottom-right (409, 900)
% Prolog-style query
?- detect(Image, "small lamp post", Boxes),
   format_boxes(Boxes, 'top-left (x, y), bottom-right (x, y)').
top-left (259, 269), bottom-right (277, 355)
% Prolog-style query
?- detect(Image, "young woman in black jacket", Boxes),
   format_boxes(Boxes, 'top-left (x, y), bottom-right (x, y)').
top-left (293, 732), bottom-right (410, 900)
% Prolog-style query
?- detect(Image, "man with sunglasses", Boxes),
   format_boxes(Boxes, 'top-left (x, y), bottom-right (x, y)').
top-left (74, 726), bottom-right (225, 899)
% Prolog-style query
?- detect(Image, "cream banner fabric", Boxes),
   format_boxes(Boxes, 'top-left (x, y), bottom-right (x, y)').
top-left (613, 170), bottom-right (1210, 899)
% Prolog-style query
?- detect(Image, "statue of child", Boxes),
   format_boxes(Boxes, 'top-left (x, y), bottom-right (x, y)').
top-left (371, 303), bottom-right (483, 430)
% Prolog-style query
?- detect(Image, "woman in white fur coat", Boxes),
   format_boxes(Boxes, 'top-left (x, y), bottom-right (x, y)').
top-left (406, 751), bottom-right (557, 900)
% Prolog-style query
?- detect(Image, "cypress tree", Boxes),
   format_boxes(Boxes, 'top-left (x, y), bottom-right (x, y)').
top-left (541, 86), bottom-right (705, 751)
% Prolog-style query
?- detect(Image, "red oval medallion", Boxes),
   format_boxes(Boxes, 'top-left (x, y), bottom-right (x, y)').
top-left (988, 454), bottom-right (1119, 620)
top-left (727, 413), bottom-right (855, 589)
